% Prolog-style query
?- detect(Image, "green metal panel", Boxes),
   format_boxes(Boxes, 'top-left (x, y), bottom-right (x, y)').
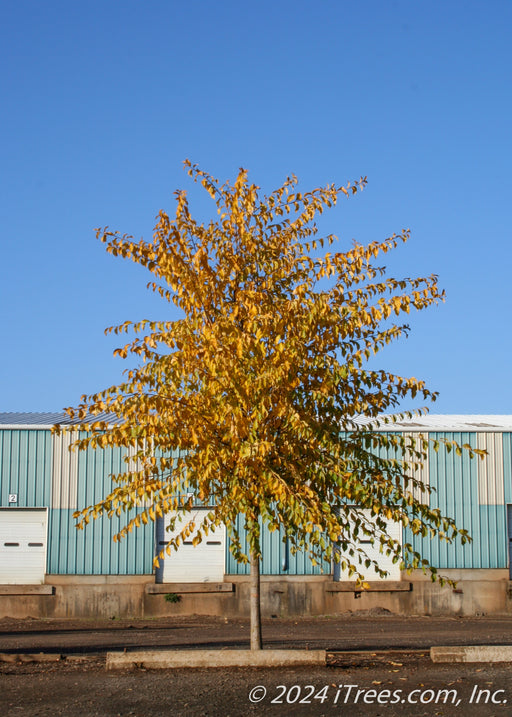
top-left (3, 427), bottom-right (512, 576)
top-left (49, 439), bottom-right (198, 575)
top-left (48, 508), bottom-right (154, 575)
top-left (0, 429), bottom-right (153, 575)
top-left (65, 439), bottom-right (154, 575)
top-left (225, 514), bottom-right (330, 575)
top-left (478, 505), bottom-right (507, 569)
top-left (403, 433), bottom-right (474, 568)
top-left (0, 429), bottom-right (52, 507)
top-left (403, 433), bottom-right (511, 569)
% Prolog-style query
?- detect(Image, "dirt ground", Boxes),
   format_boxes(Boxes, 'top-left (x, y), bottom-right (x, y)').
top-left (2, 654), bottom-right (512, 716)
top-left (1, 611), bottom-right (512, 654)
top-left (2, 612), bottom-right (512, 716)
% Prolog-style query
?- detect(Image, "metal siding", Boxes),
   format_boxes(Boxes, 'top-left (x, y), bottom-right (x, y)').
top-left (405, 432), bottom-right (430, 504)
top-left (478, 501), bottom-right (489, 568)
top-left (471, 436), bottom-right (507, 568)
top-left (478, 505), bottom-right (507, 568)
top-left (76, 439), bottom-right (127, 507)
top-left (442, 433), bottom-right (456, 567)
top-left (48, 508), bottom-right (153, 575)
top-left (477, 433), bottom-right (504, 505)
top-left (430, 434), bottom-right (443, 567)
top-left (402, 432), bottom-right (512, 569)
top-left (225, 515), bottom-right (248, 575)
top-left (48, 440), bottom-right (153, 575)
top-left (47, 439), bottom-right (187, 575)
top-left (3, 426), bottom-right (512, 577)
top-left (52, 432), bottom-right (79, 509)
top-left (508, 505), bottom-right (512, 578)
top-left (504, 435), bottom-right (512, 504)
top-left (225, 515), bottom-right (329, 575)
top-left (404, 434), bottom-right (479, 569)
top-left (495, 504), bottom-right (507, 567)
top-left (441, 433), bottom-right (474, 569)
top-left (370, 432), bottom-right (430, 502)
top-left (0, 429), bottom-right (51, 507)
top-left (467, 434), bottom-right (482, 568)
top-left (402, 436), bottom-right (429, 568)
top-left (459, 433), bottom-right (477, 568)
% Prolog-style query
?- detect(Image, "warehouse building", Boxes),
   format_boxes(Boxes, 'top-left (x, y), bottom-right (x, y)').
top-left (0, 413), bottom-right (511, 618)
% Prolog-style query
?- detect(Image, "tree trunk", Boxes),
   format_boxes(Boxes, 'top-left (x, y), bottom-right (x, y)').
top-left (249, 549), bottom-right (262, 650)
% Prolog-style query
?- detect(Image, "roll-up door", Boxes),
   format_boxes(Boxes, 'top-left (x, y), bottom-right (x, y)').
top-left (160, 509), bottom-right (225, 583)
top-left (334, 509), bottom-right (402, 581)
top-left (0, 509), bottom-right (47, 584)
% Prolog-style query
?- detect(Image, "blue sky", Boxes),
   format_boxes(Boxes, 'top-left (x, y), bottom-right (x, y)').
top-left (1, 0), bottom-right (511, 414)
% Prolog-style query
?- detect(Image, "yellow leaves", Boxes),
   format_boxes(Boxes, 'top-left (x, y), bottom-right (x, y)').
top-left (65, 161), bottom-right (473, 591)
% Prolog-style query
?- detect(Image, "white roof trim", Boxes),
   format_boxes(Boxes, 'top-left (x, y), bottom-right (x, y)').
top-left (1, 415), bottom-right (512, 432)
top-left (354, 415), bottom-right (512, 432)
top-left (0, 425), bottom-right (56, 430)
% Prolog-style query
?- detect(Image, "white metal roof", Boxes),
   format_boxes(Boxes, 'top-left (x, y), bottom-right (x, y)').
top-left (354, 415), bottom-right (512, 432)
top-left (1, 413), bottom-right (512, 432)
top-left (0, 412), bottom-right (115, 429)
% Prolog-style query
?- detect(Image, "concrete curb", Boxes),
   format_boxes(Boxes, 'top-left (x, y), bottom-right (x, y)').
top-left (0, 652), bottom-right (63, 663)
top-left (431, 646), bottom-right (512, 663)
top-left (106, 649), bottom-right (327, 670)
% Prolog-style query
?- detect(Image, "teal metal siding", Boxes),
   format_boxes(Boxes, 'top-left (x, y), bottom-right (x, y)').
top-left (478, 505), bottom-right (507, 569)
top-left (52, 439), bottom-right (154, 574)
top-left (0, 429), bottom-right (153, 576)
top-left (76, 441), bottom-right (126, 506)
top-left (48, 509), bottom-right (153, 574)
top-left (225, 514), bottom-right (330, 575)
top-left (403, 433), bottom-right (510, 569)
top-left (2, 426), bottom-right (512, 576)
top-left (0, 429), bottom-right (52, 506)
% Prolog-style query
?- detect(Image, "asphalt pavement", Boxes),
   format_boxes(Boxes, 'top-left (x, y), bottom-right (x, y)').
top-left (1, 611), bottom-right (512, 657)
top-left (3, 613), bottom-right (512, 716)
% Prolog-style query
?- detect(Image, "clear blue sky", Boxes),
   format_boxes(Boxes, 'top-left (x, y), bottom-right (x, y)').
top-left (1, 0), bottom-right (511, 414)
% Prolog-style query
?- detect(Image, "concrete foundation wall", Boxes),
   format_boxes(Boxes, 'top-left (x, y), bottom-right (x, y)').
top-left (0, 570), bottom-right (511, 619)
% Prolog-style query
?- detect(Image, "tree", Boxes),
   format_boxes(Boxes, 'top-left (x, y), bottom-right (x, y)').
top-left (59, 162), bottom-right (476, 650)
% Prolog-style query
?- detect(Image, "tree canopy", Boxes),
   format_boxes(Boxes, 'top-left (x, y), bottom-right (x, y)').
top-left (59, 162), bottom-right (477, 647)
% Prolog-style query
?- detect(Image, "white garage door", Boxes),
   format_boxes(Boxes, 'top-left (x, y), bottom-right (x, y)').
top-left (0, 509), bottom-right (47, 584)
top-left (161, 509), bottom-right (225, 583)
top-left (335, 510), bottom-right (402, 581)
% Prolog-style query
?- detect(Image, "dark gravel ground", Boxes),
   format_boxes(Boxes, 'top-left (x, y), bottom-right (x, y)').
top-left (1, 611), bottom-right (512, 654)
top-left (1, 612), bottom-right (512, 716)
top-left (2, 655), bottom-right (512, 716)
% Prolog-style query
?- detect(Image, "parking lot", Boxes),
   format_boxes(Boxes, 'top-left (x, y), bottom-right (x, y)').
top-left (2, 613), bottom-right (512, 716)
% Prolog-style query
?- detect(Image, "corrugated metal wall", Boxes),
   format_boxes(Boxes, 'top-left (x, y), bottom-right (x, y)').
top-left (504, 433), bottom-right (512, 505)
top-left (48, 438), bottom-right (154, 574)
top-left (225, 514), bottom-right (330, 575)
top-left (1, 427), bottom-right (511, 576)
top-left (0, 429), bottom-right (153, 575)
top-left (0, 429), bottom-right (52, 506)
top-left (404, 432), bottom-right (510, 569)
